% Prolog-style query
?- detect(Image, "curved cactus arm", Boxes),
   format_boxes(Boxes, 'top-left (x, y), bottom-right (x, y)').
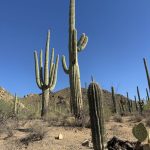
top-left (50, 55), bottom-right (59, 91)
top-left (40, 49), bottom-right (44, 86)
top-left (62, 55), bottom-right (70, 74)
top-left (34, 51), bottom-right (42, 89)
top-left (77, 33), bottom-right (88, 52)
top-left (44, 30), bottom-right (50, 86)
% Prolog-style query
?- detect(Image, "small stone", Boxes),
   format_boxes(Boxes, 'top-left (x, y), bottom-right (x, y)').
top-left (82, 139), bottom-right (93, 148)
top-left (55, 133), bottom-right (63, 140)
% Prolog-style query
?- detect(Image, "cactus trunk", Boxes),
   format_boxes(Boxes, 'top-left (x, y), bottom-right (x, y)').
top-left (41, 89), bottom-right (49, 117)
top-left (111, 86), bottom-right (117, 113)
top-left (88, 81), bottom-right (104, 150)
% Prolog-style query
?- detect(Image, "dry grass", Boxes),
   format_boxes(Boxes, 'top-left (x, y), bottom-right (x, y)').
top-left (113, 115), bottom-right (123, 123)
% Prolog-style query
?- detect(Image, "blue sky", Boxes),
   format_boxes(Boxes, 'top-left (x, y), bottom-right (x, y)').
top-left (0, 0), bottom-right (150, 100)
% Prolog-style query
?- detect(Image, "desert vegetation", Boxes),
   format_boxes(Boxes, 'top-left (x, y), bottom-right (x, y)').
top-left (0, 0), bottom-right (150, 150)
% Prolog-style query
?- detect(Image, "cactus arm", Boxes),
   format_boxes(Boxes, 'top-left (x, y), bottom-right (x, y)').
top-left (34, 51), bottom-right (42, 89)
top-left (44, 30), bottom-right (50, 86)
top-left (62, 55), bottom-right (70, 74)
top-left (77, 33), bottom-right (88, 52)
top-left (40, 49), bottom-right (44, 86)
top-left (50, 55), bottom-right (59, 91)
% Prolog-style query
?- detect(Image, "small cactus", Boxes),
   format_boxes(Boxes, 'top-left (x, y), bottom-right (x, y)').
top-left (88, 81), bottom-right (104, 150)
top-left (14, 94), bottom-right (18, 115)
top-left (137, 86), bottom-right (144, 115)
top-left (132, 123), bottom-right (148, 142)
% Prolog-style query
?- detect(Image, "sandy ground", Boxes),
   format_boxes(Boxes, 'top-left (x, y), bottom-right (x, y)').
top-left (0, 116), bottom-right (145, 150)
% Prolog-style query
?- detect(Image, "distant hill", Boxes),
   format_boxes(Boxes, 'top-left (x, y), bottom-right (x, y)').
top-left (0, 87), bottom-right (14, 101)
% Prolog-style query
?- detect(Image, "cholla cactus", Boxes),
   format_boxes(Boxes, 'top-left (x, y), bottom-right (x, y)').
top-left (88, 80), bottom-right (104, 150)
top-left (62, 0), bottom-right (88, 118)
top-left (34, 30), bottom-right (59, 117)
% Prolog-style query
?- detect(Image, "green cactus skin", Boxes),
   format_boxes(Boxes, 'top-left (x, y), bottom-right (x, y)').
top-left (127, 92), bottom-right (131, 113)
top-left (134, 96), bottom-right (138, 112)
top-left (111, 86), bottom-right (117, 113)
top-left (62, 0), bottom-right (88, 118)
top-left (34, 30), bottom-right (59, 117)
top-left (143, 58), bottom-right (150, 92)
top-left (132, 123), bottom-right (148, 142)
top-left (88, 81), bottom-right (104, 150)
top-left (120, 96), bottom-right (125, 112)
top-left (137, 86), bottom-right (144, 115)
top-left (14, 94), bottom-right (18, 115)
top-left (146, 88), bottom-right (150, 101)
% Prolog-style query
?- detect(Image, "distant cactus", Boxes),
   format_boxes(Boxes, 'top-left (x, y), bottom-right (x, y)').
top-left (146, 88), bottom-right (150, 101)
top-left (88, 81), bottom-right (104, 150)
top-left (62, 0), bottom-right (88, 118)
top-left (14, 94), bottom-right (18, 115)
top-left (134, 96), bottom-right (138, 112)
top-left (34, 30), bottom-right (59, 117)
top-left (137, 86), bottom-right (144, 115)
top-left (120, 96), bottom-right (125, 112)
top-left (127, 92), bottom-right (131, 113)
top-left (111, 86), bottom-right (117, 113)
top-left (143, 58), bottom-right (150, 92)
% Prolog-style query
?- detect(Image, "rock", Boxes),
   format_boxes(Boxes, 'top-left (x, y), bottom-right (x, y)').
top-left (82, 139), bottom-right (93, 148)
top-left (55, 133), bottom-right (63, 140)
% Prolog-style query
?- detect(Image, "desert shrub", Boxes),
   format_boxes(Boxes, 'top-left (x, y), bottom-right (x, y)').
top-left (113, 115), bottom-right (123, 123)
top-left (19, 121), bottom-right (48, 146)
top-left (146, 117), bottom-right (150, 127)
top-left (129, 114), bottom-right (143, 122)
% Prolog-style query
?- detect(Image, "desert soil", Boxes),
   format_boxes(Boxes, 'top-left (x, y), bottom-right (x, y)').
top-left (0, 116), bottom-right (144, 150)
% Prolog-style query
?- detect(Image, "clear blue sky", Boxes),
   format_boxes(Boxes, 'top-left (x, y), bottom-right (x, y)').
top-left (0, 0), bottom-right (150, 100)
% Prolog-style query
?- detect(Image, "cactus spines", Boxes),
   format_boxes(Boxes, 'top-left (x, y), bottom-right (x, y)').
top-left (111, 86), bottom-right (117, 113)
top-left (62, 0), bottom-right (88, 118)
top-left (143, 58), bottom-right (150, 92)
top-left (132, 123), bottom-right (148, 142)
top-left (88, 81), bottom-right (104, 150)
top-left (146, 88), bottom-right (150, 101)
top-left (34, 30), bottom-right (59, 117)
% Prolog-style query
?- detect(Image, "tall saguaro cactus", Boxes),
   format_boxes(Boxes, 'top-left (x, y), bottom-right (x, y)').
top-left (34, 30), bottom-right (59, 117)
top-left (88, 81), bottom-right (104, 150)
top-left (143, 58), bottom-right (150, 92)
top-left (127, 92), bottom-right (131, 113)
top-left (62, 0), bottom-right (88, 118)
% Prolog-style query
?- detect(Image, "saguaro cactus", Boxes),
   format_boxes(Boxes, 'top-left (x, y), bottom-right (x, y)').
top-left (34, 30), bottom-right (59, 117)
top-left (146, 88), bottom-right (150, 101)
top-left (137, 86), bottom-right (144, 115)
top-left (14, 94), bottom-right (18, 115)
top-left (111, 86), bottom-right (117, 113)
top-left (127, 92), bottom-right (131, 113)
top-left (88, 81), bottom-right (104, 150)
top-left (62, 0), bottom-right (88, 118)
top-left (134, 96), bottom-right (138, 112)
top-left (143, 58), bottom-right (150, 92)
